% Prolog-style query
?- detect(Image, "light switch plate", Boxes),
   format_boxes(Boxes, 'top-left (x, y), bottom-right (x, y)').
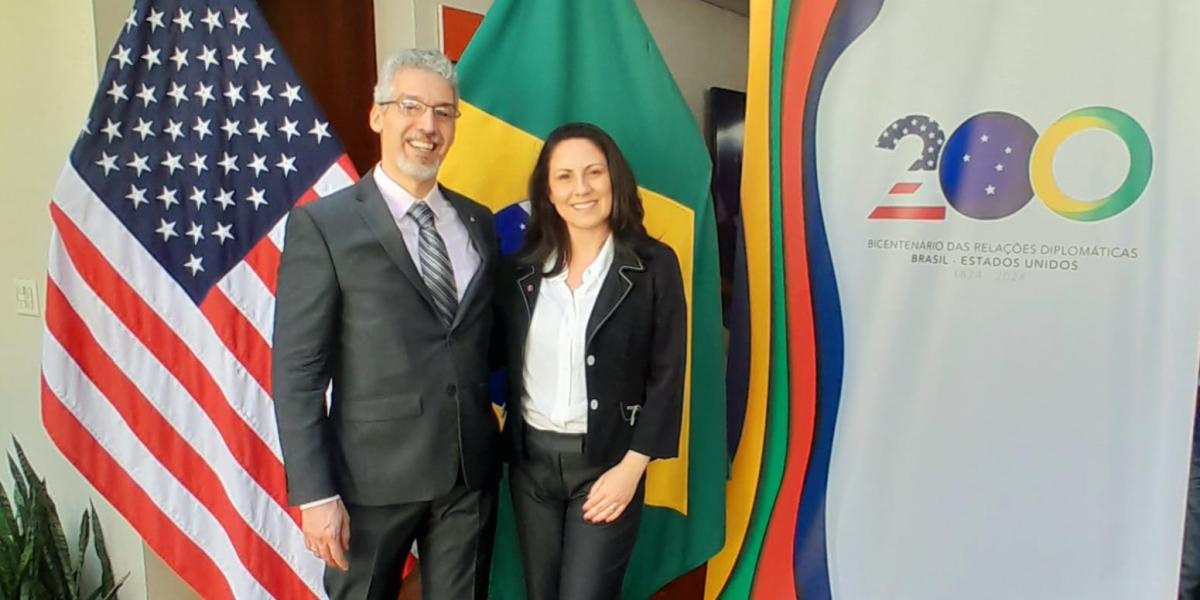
top-left (15, 279), bottom-right (39, 317)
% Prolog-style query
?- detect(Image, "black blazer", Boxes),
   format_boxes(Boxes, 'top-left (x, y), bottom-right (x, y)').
top-left (497, 236), bottom-right (686, 468)
top-left (271, 175), bottom-right (501, 507)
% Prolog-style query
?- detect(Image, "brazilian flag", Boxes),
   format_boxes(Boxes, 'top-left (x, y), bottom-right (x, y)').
top-left (438, 0), bottom-right (727, 597)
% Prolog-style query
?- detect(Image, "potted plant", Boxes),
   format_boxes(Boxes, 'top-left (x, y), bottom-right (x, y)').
top-left (0, 438), bottom-right (126, 599)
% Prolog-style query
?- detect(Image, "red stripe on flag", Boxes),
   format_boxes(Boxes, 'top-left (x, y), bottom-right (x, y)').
top-left (243, 238), bottom-right (283, 295)
top-left (867, 206), bottom-right (947, 220)
top-left (48, 204), bottom-right (290, 510)
top-left (294, 186), bottom-right (320, 209)
top-left (201, 289), bottom-right (272, 394)
top-left (42, 380), bottom-right (236, 600)
top-left (337, 154), bottom-right (360, 183)
top-left (43, 282), bottom-right (314, 599)
top-left (888, 182), bottom-right (921, 195)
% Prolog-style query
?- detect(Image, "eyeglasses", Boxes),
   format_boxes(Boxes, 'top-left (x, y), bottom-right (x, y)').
top-left (379, 97), bottom-right (461, 121)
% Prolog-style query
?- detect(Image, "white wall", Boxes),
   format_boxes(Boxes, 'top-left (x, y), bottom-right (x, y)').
top-left (374, 0), bottom-right (750, 129)
top-left (2, 2), bottom-right (746, 598)
top-left (0, 0), bottom-right (151, 597)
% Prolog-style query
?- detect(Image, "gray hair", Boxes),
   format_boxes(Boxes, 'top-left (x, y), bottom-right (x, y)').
top-left (372, 49), bottom-right (458, 104)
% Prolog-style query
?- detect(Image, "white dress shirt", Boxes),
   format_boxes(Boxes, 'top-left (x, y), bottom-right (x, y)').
top-left (299, 167), bottom-right (480, 511)
top-left (522, 236), bottom-right (615, 434)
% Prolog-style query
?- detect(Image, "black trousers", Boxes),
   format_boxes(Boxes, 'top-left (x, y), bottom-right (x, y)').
top-left (510, 427), bottom-right (644, 600)
top-left (324, 478), bottom-right (497, 600)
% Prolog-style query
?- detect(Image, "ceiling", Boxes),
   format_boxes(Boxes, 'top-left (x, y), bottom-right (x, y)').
top-left (700, 0), bottom-right (750, 17)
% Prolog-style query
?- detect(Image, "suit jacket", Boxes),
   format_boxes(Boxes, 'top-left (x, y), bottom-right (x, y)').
top-left (497, 236), bottom-right (686, 468)
top-left (271, 175), bottom-right (500, 507)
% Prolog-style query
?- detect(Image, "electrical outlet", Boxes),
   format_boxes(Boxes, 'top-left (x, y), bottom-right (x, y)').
top-left (15, 279), bottom-right (39, 317)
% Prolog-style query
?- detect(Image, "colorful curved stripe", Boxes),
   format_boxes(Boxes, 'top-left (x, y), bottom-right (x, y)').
top-left (788, 1), bottom-right (886, 598)
top-left (752, 0), bottom-right (836, 597)
top-left (703, 0), bottom-right (778, 597)
top-left (721, 0), bottom-right (797, 596)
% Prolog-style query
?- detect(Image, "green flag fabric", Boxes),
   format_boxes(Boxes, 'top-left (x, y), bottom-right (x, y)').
top-left (438, 1), bottom-right (727, 597)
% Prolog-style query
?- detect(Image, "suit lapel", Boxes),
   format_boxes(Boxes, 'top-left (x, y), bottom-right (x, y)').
top-left (586, 245), bottom-right (644, 347)
top-left (353, 175), bottom-right (438, 313)
top-left (443, 186), bottom-right (491, 330)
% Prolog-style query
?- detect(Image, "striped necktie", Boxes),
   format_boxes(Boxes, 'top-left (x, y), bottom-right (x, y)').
top-left (408, 201), bottom-right (458, 327)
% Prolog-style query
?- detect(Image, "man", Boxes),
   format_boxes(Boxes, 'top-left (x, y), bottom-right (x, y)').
top-left (272, 49), bottom-right (500, 599)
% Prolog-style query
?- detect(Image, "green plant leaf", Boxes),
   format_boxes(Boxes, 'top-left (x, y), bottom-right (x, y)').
top-left (25, 487), bottom-right (68, 597)
top-left (85, 571), bottom-right (128, 600)
top-left (90, 505), bottom-right (116, 594)
top-left (17, 541), bottom-right (36, 600)
top-left (71, 510), bottom-right (91, 598)
top-left (0, 483), bottom-right (21, 600)
top-left (6, 457), bottom-right (28, 527)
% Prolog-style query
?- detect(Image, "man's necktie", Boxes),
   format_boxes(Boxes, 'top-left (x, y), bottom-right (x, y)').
top-left (408, 201), bottom-right (458, 327)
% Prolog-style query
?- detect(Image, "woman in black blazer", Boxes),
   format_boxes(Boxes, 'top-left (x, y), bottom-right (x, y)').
top-left (497, 122), bottom-right (686, 600)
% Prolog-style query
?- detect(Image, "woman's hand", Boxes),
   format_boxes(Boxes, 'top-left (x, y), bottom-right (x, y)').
top-left (582, 451), bottom-right (650, 523)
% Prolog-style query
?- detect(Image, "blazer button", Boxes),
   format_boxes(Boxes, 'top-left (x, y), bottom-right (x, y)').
top-left (446, 384), bottom-right (457, 396)
top-left (586, 354), bottom-right (595, 366)
top-left (589, 399), bottom-right (598, 410)
top-left (525, 284), bottom-right (534, 292)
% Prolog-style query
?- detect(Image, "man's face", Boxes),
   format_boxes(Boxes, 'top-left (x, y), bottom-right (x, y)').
top-left (369, 68), bottom-right (457, 184)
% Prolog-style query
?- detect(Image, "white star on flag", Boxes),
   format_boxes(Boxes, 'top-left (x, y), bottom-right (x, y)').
top-left (255, 44), bottom-right (276, 70)
top-left (96, 152), bottom-right (119, 175)
top-left (170, 47), bottom-right (189, 70)
top-left (230, 8), bottom-right (251, 34)
top-left (227, 44), bottom-right (248, 70)
top-left (248, 153), bottom-right (268, 177)
top-left (198, 45), bottom-right (219, 70)
top-left (212, 222), bottom-right (234, 244)
top-left (249, 119), bottom-right (270, 142)
top-left (310, 119), bottom-right (330, 143)
top-left (251, 81), bottom-right (273, 106)
top-left (186, 221), bottom-right (205, 244)
top-left (184, 254), bottom-right (204, 275)
top-left (125, 184), bottom-right (148, 208)
top-left (173, 8), bottom-right (193, 32)
top-left (111, 45), bottom-right (133, 68)
top-left (163, 119), bottom-right (184, 141)
top-left (201, 8), bottom-right (222, 32)
top-left (280, 83), bottom-right (302, 106)
top-left (141, 46), bottom-right (162, 69)
top-left (157, 186), bottom-right (179, 209)
top-left (101, 118), bottom-right (123, 142)
top-left (246, 186), bottom-right (267, 210)
top-left (277, 154), bottom-right (297, 176)
top-left (132, 118), bottom-right (155, 141)
top-left (145, 8), bottom-right (165, 31)
top-left (155, 217), bottom-right (178, 241)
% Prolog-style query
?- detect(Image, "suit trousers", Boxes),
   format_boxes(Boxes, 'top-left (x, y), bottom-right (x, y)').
top-left (510, 427), bottom-right (644, 600)
top-left (324, 476), bottom-right (497, 600)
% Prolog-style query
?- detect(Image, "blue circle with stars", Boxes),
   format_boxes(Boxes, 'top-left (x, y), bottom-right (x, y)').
top-left (939, 112), bottom-right (1038, 220)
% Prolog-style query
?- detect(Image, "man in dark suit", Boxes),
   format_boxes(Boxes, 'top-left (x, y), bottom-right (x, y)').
top-left (271, 48), bottom-right (500, 599)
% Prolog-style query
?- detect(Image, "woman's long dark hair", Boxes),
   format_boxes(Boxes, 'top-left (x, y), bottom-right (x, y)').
top-left (519, 122), bottom-right (647, 275)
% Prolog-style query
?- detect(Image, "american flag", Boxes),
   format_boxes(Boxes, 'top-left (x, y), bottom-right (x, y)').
top-left (41, 0), bottom-right (356, 597)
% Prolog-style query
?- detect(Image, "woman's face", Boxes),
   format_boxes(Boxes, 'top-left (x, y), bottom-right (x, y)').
top-left (547, 138), bottom-right (614, 236)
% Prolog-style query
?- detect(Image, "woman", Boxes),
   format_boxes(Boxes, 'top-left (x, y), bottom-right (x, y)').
top-left (498, 122), bottom-right (686, 599)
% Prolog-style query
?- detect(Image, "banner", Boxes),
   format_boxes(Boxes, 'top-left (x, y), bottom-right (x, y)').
top-left (711, 1), bottom-right (1200, 598)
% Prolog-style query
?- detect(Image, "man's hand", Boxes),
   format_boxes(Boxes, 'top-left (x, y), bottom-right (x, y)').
top-left (301, 498), bottom-right (351, 571)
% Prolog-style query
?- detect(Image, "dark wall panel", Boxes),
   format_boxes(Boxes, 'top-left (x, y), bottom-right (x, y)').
top-left (260, 0), bottom-right (378, 176)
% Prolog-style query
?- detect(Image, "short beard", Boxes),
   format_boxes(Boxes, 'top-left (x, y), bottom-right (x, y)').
top-left (393, 153), bottom-right (440, 182)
